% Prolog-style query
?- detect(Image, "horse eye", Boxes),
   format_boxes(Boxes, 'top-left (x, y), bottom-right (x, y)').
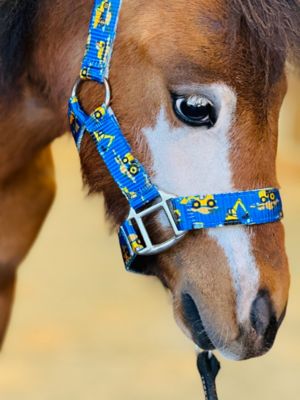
top-left (172, 94), bottom-right (217, 128)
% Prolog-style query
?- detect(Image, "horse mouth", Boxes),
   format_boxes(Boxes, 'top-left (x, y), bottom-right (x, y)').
top-left (181, 293), bottom-right (215, 350)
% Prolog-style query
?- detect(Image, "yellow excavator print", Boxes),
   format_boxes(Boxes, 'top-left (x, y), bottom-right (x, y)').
top-left (93, 1), bottom-right (112, 28)
top-left (93, 131), bottom-right (115, 150)
top-left (123, 187), bottom-right (138, 200)
top-left (180, 195), bottom-right (217, 215)
top-left (225, 198), bottom-right (250, 225)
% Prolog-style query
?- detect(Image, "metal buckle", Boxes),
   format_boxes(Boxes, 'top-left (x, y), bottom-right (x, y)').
top-left (71, 77), bottom-right (111, 109)
top-left (127, 191), bottom-right (186, 256)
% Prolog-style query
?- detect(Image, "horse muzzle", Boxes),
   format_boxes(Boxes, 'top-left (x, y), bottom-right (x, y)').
top-left (179, 290), bottom-right (284, 360)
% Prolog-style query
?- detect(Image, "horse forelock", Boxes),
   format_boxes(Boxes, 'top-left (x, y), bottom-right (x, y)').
top-left (228, 0), bottom-right (300, 83)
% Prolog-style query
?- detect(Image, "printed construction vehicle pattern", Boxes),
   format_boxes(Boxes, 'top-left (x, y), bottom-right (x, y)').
top-left (180, 195), bottom-right (218, 215)
top-left (115, 152), bottom-right (140, 182)
top-left (174, 190), bottom-right (280, 228)
top-left (225, 199), bottom-right (250, 225)
top-left (79, 0), bottom-right (118, 82)
top-left (93, 0), bottom-right (112, 28)
top-left (257, 189), bottom-right (279, 210)
top-left (69, 0), bottom-right (284, 270)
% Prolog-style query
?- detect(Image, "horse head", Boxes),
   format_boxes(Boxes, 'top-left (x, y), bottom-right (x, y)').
top-left (74, 0), bottom-right (296, 361)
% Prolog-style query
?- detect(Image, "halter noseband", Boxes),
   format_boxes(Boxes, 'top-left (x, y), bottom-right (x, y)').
top-left (68, 0), bottom-right (283, 273)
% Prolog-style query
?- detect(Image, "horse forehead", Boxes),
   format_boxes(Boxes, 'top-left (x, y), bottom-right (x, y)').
top-left (124, 0), bottom-right (228, 45)
top-left (130, 0), bottom-right (225, 20)
top-left (122, 1), bottom-right (232, 77)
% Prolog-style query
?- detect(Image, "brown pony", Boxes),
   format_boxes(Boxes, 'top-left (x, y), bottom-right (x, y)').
top-left (0, 0), bottom-right (299, 361)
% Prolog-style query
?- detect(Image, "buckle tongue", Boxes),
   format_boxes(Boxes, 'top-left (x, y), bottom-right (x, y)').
top-left (127, 191), bottom-right (186, 256)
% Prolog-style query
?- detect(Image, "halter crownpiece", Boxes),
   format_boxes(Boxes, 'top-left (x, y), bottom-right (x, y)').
top-left (68, 0), bottom-right (284, 273)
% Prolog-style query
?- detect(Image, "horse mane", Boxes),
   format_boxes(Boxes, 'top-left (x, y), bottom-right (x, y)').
top-left (0, 0), bottom-right (39, 92)
top-left (229, 0), bottom-right (300, 81)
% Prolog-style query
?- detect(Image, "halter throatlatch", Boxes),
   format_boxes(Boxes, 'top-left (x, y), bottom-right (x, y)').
top-left (68, 0), bottom-right (284, 398)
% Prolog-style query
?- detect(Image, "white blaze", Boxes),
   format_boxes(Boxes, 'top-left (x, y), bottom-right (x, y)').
top-left (143, 83), bottom-right (259, 324)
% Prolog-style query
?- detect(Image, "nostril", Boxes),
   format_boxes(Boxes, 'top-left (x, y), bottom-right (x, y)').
top-left (250, 291), bottom-right (272, 335)
top-left (250, 290), bottom-right (277, 340)
top-left (264, 314), bottom-right (278, 348)
top-left (181, 293), bottom-right (215, 350)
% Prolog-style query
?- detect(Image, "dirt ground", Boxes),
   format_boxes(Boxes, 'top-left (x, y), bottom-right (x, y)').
top-left (0, 120), bottom-right (299, 398)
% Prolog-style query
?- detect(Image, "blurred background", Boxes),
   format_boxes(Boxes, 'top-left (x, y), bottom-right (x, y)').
top-left (0, 73), bottom-right (299, 400)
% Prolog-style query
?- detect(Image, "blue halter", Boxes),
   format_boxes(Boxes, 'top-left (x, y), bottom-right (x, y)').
top-left (68, 0), bottom-right (283, 272)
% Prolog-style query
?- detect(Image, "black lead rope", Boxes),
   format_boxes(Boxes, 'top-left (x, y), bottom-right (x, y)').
top-left (197, 351), bottom-right (221, 400)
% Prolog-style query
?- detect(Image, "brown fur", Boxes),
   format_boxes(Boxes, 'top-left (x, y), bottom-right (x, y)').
top-left (230, 0), bottom-right (300, 75)
top-left (0, 0), bottom-right (297, 358)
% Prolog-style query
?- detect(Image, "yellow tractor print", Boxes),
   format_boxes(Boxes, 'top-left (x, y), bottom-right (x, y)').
top-left (128, 234), bottom-right (144, 253)
top-left (93, 1), bottom-right (112, 28)
top-left (93, 106), bottom-right (106, 120)
top-left (115, 152), bottom-right (140, 181)
top-left (122, 153), bottom-right (139, 176)
top-left (257, 190), bottom-right (278, 210)
top-left (181, 195), bottom-right (217, 215)
top-left (173, 208), bottom-right (181, 223)
top-left (225, 199), bottom-right (250, 225)
top-left (96, 40), bottom-right (111, 63)
top-left (80, 67), bottom-right (89, 79)
top-left (96, 41), bottom-right (106, 60)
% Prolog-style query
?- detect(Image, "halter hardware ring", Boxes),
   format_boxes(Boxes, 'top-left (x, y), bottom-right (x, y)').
top-left (71, 77), bottom-right (111, 110)
top-left (127, 191), bottom-right (187, 257)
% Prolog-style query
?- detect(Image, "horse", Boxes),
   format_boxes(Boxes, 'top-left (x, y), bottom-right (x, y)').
top-left (0, 0), bottom-right (299, 364)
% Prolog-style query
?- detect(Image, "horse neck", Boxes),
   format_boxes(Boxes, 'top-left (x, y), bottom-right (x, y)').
top-left (0, 0), bottom-right (95, 181)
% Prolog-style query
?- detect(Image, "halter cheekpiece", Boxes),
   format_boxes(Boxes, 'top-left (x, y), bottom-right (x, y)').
top-left (68, 0), bottom-right (283, 273)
